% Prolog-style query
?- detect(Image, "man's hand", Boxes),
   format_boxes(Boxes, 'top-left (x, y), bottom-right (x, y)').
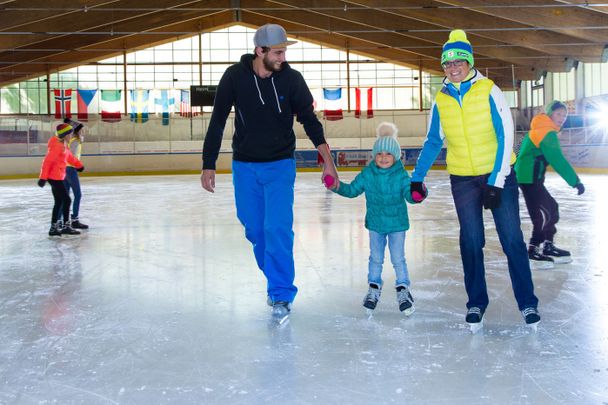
top-left (201, 169), bottom-right (216, 193)
top-left (318, 143), bottom-right (339, 190)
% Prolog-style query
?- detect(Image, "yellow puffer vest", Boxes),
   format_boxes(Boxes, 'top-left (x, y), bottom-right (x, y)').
top-left (436, 78), bottom-right (515, 176)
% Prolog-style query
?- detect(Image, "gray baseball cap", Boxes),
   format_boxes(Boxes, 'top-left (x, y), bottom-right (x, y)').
top-left (253, 24), bottom-right (297, 48)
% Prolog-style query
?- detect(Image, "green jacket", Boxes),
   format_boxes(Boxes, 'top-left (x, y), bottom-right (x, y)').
top-left (333, 160), bottom-right (416, 233)
top-left (515, 113), bottom-right (578, 186)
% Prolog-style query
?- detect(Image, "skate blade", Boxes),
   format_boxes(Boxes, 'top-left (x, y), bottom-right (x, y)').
top-left (401, 307), bottom-right (415, 317)
top-left (530, 260), bottom-right (554, 270)
top-left (468, 321), bottom-right (484, 334)
top-left (272, 314), bottom-right (289, 325)
top-left (552, 257), bottom-right (572, 264)
top-left (526, 321), bottom-right (540, 332)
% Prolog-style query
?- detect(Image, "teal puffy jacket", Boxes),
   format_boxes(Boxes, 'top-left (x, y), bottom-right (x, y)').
top-left (333, 160), bottom-right (416, 233)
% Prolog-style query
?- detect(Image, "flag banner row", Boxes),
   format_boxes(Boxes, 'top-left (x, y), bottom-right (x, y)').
top-left (320, 87), bottom-right (374, 121)
top-left (53, 88), bottom-right (202, 123)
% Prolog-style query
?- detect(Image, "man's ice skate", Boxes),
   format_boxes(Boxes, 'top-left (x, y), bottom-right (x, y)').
top-left (542, 241), bottom-right (572, 264)
top-left (396, 285), bottom-right (415, 316)
top-left (522, 307), bottom-right (541, 331)
top-left (271, 301), bottom-right (291, 325)
top-left (363, 283), bottom-right (382, 314)
top-left (528, 245), bottom-right (554, 269)
top-left (465, 307), bottom-right (485, 334)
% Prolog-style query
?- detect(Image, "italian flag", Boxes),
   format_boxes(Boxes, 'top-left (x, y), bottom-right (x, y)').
top-left (101, 90), bottom-right (122, 122)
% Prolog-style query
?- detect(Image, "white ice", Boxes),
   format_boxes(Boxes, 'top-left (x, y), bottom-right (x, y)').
top-left (1, 171), bottom-right (607, 404)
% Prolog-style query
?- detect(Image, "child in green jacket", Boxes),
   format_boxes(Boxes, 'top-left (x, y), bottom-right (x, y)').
top-left (515, 100), bottom-right (585, 268)
top-left (332, 122), bottom-right (422, 315)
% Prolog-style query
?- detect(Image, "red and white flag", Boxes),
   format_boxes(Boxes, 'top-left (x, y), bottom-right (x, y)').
top-left (355, 87), bottom-right (374, 119)
top-left (53, 89), bottom-right (73, 119)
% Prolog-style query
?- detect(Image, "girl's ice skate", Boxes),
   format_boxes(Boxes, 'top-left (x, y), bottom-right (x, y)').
top-left (466, 307), bottom-right (485, 334)
top-left (363, 283), bottom-right (382, 315)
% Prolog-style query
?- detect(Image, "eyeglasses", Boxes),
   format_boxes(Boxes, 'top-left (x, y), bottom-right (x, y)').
top-left (442, 60), bottom-right (467, 69)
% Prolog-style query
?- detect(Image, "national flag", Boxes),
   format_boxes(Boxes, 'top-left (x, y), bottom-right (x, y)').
top-left (179, 90), bottom-right (199, 117)
top-left (101, 90), bottom-right (122, 122)
top-left (154, 90), bottom-right (175, 126)
top-left (130, 89), bottom-right (150, 123)
top-left (323, 88), bottom-right (343, 121)
top-left (355, 87), bottom-right (374, 119)
top-left (76, 89), bottom-right (97, 121)
top-left (53, 89), bottom-right (73, 119)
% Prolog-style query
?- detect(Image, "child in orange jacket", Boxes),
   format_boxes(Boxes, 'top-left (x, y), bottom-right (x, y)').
top-left (38, 123), bottom-right (85, 237)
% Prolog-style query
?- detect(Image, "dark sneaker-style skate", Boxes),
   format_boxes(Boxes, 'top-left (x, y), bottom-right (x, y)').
top-left (396, 285), bottom-right (415, 316)
top-left (48, 223), bottom-right (62, 237)
top-left (70, 218), bottom-right (89, 229)
top-left (542, 241), bottom-right (572, 264)
top-left (363, 283), bottom-right (382, 311)
top-left (271, 301), bottom-right (291, 324)
top-left (466, 307), bottom-right (485, 333)
top-left (522, 307), bottom-right (541, 330)
top-left (528, 245), bottom-right (554, 269)
top-left (61, 222), bottom-right (81, 237)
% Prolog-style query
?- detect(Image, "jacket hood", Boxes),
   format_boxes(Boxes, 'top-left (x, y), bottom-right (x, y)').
top-left (529, 113), bottom-right (560, 147)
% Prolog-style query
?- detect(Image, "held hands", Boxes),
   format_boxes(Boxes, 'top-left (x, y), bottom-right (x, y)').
top-left (37, 179), bottom-right (46, 188)
top-left (575, 182), bottom-right (585, 195)
top-left (410, 181), bottom-right (428, 203)
top-left (76, 166), bottom-right (85, 172)
top-left (483, 185), bottom-right (503, 210)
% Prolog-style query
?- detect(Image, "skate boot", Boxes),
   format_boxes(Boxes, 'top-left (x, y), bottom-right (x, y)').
top-left (396, 285), bottom-right (415, 316)
top-left (465, 307), bottom-right (485, 334)
top-left (70, 217), bottom-right (89, 229)
top-left (271, 301), bottom-right (291, 324)
top-left (522, 307), bottom-right (541, 331)
top-left (528, 244), bottom-right (554, 269)
top-left (363, 283), bottom-right (382, 312)
top-left (61, 221), bottom-right (81, 237)
top-left (542, 241), bottom-right (572, 264)
top-left (48, 222), bottom-right (62, 237)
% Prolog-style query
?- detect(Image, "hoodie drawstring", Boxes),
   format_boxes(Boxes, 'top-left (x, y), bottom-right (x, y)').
top-left (253, 74), bottom-right (265, 106)
top-left (271, 77), bottom-right (282, 114)
top-left (253, 74), bottom-right (282, 113)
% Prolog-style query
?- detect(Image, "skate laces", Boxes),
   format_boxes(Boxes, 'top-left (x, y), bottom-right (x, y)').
top-left (522, 307), bottom-right (538, 317)
top-left (396, 287), bottom-right (412, 303)
top-left (367, 286), bottom-right (381, 301)
top-left (467, 307), bottom-right (482, 315)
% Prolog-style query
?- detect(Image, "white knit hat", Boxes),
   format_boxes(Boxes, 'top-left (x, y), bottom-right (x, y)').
top-left (372, 122), bottom-right (401, 161)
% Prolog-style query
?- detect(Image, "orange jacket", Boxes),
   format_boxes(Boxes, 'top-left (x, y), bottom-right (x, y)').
top-left (39, 136), bottom-right (83, 180)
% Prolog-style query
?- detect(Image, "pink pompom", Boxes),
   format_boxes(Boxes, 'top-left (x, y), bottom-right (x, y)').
top-left (323, 175), bottom-right (335, 187)
top-left (412, 191), bottom-right (424, 203)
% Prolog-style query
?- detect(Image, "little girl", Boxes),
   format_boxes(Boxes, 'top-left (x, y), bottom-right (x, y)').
top-left (332, 122), bottom-right (424, 315)
top-left (38, 123), bottom-right (84, 237)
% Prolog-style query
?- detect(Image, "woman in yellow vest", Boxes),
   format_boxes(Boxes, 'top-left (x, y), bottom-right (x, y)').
top-left (63, 119), bottom-right (89, 229)
top-left (410, 29), bottom-right (539, 332)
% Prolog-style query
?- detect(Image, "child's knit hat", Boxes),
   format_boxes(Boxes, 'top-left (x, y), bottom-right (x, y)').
top-left (56, 123), bottom-right (74, 139)
top-left (441, 29), bottom-right (474, 67)
top-left (545, 100), bottom-right (567, 116)
top-left (372, 122), bottom-right (401, 161)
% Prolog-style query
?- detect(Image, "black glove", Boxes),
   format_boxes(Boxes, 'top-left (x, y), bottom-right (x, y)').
top-left (37, 179), bottom-right (46, 188)
top-left (575, 182), bottom-right (585, 195)
top-left (76, 166), bottom-right (85, 172)
top-left (483, 185), bottom-right (503, 210)
top-left (410, 181), bottom-right (428, 203)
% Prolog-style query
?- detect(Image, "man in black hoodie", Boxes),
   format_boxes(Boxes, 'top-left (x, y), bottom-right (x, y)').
top-left (201, 24), bottom-right (338, 321)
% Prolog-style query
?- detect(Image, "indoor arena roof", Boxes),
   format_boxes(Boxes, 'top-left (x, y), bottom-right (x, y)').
top-left (0, 0), bottom-right (607, 89)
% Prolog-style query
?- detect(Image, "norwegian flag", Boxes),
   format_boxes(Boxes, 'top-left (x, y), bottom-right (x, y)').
top-left (54, 89), bottom-right (73, 119)
top-left (179, 90), bottom-right (199, 117)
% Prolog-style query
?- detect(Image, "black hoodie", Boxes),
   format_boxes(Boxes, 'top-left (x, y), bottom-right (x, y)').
top-left (202, 54), bottom-right (326, 170)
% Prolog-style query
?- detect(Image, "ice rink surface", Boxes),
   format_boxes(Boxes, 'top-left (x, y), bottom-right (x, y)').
top-left (1, 170), bottom-right (607, 404)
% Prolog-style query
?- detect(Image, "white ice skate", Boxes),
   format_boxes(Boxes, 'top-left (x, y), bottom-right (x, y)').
top-left (522, 307), bottom-right (540, 332)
